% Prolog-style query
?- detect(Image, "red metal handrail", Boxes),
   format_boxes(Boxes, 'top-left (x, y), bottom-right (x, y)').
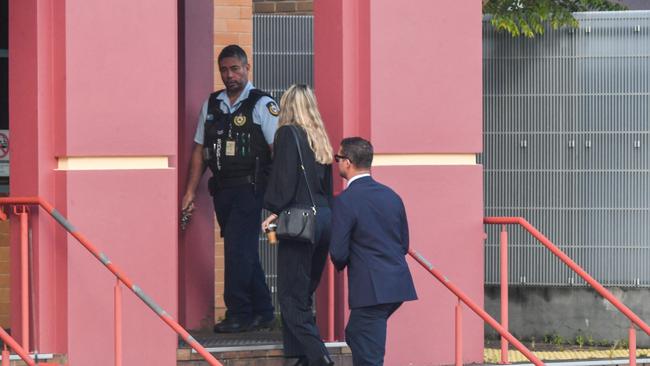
top-left (408, 248), bottom-right (544, 366)
top-left (485, 216), bottom-right (650, 365)
top-left (0, 197), bottom-right (223, 366)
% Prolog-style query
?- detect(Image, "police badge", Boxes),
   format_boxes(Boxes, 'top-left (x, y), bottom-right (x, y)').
top-left (266, 101), bottom-right (280, 117)
top-left (233, 114), bottom-right (247, 126)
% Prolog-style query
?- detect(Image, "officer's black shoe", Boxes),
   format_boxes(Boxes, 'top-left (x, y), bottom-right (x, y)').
top-left (311, 355), bottom-right (334, 366)
top-left (292, 356), bottom-right (308, 366)
top-left (213, 318), bottom-right (253, 333)
top-left (250, 314), bottom-right (275, 330)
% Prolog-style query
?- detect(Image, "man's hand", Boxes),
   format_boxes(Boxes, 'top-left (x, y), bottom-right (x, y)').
top-left (181, 192), bottom-right (195, 213)
top-left (180, 192), bottom-right (196, 231)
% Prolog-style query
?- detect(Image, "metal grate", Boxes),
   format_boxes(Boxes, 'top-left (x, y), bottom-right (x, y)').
top-left (482, 11), bottom-right (650, 287)
top-left (253, 14), bottom-right (315, 312)
top-left (179, 330), bottom-right (283, 348)
top-left (253, 14), bottom-right (314, 100)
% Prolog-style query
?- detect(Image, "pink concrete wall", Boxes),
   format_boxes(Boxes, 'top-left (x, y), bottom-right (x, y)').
top-left (59, 1), bottom-right (178, 157)
top-left (11, 0), bottom-right (181, 364)
top-left (178, 0), bottom-right (215, 330)
top-left (62, 1), bottom-right (179, 364)
top-left (65, 170), bottom-right (177, 365)
top-left (316, 0), bottom-right (484, 364)
top-left (374, 166), bottom-right (484, 364)
top-left (370, 1), bottom-right (482, 154)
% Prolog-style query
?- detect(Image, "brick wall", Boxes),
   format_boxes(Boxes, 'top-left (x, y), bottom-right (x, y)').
top-left (215, 0), bottom-right (253, 92)
top-left (213, 0), bottom-right (254, 321)
top-left (253, 0), bottom-right (313, 14)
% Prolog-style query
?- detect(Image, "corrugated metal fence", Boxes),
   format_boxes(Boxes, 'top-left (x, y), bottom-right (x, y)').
top-left (483, 11), bottom-right (650, 287)
top-left (253, 14), bottom-right (314, 100)
top-left (253, 14), bottom-right (314, 312)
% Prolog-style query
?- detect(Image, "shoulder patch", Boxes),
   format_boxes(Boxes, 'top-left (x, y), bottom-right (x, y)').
top-left (266, 101), bottom-right (280, 117)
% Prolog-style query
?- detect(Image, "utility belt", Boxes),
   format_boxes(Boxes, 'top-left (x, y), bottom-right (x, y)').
top-left (208, 170), bottom-right (267, 196)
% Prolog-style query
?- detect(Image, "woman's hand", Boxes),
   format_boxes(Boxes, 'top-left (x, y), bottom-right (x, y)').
top-left (261, 213), bottom-right (278, 232)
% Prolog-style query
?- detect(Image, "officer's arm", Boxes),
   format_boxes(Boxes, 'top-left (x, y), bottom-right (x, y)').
top-left (181, 143), bottom-right (207, 212)
top-left (254, 97), bottom-right (280, 150)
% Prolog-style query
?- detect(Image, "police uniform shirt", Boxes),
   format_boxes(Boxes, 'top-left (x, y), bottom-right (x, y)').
top-left (193, 82), bottom-right (279, 145)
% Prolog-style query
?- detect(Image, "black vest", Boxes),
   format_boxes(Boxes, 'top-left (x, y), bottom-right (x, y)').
top-left (203, 89), bottom-right (273, 181)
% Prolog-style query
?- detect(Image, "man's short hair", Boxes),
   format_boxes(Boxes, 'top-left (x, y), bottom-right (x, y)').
top-left (218, 45), bottom-right (248, 65)
top-left (340, 137), bottom-right (373, 169)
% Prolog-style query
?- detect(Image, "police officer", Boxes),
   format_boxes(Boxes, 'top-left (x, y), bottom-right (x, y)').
top-left (182, 45), bottom-right (278, 333)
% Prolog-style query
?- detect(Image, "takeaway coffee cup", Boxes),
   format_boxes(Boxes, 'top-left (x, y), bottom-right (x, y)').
top-left (265, 222), bottom-right (278, 245)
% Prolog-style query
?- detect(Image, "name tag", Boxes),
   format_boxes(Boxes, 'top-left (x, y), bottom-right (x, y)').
top-left (225, 141), bottom-right (236, 156)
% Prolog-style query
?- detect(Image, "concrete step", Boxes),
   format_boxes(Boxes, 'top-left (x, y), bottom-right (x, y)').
top-left (178, 329), bottom-right (352, 365)
top-left (177, 342), bottom-right (352, 366)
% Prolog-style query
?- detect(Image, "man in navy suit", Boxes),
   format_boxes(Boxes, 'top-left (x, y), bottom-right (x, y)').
top-left (330, 137), bottom-right (418, 366)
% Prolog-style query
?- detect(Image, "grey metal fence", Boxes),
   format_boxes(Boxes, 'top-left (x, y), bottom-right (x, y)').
top-left (253, 14), bottom-right (314, 312)
top-left (483, 11), bottom-right (650, 286)
top-left (253, 14), bottom-right (314, 100)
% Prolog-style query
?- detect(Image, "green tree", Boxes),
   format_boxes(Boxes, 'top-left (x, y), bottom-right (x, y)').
top-left (483, 0), bottom-right (627, 37)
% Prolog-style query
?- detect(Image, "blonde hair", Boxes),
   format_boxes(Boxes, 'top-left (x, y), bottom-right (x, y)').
top-left (278, 84), bottom-right (334, 164)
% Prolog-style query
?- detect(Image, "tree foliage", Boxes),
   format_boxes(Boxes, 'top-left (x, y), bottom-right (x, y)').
top-left (483, 0), bottom-right (627, 37)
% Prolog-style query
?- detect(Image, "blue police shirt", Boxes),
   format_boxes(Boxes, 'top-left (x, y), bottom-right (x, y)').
top-left (193, 82), bottom-right (279, 145)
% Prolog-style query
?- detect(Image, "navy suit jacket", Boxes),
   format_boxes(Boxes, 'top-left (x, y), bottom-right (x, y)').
top-left (330, 176), bottom-right (417, 309)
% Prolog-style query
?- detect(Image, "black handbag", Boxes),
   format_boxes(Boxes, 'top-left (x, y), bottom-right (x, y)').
top-left (276, 126), bottom-right (318, 244)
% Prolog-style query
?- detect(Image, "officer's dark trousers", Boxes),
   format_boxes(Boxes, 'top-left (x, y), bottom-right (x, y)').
top-left (345, 302), bottom-right (402, 366)
top-left (213, 184), bottom-right (274, 322)
top-left (277, 206), bottom-right (331, 364)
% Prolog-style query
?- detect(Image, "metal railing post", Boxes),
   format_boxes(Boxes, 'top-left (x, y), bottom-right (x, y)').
top-left (630, 323), bottom-right (637, 366)
top-left (2, 345), bottom-right (8, 366)
top-left (500, 225), bottom-right (509, 364)
top-left (485, 217), bottom-right (650, 337)
top-left (115, 278), bottom-right (122, 366)
top-left (0, 326), bottom-right (34, 366)
top-left (327, 258), bottom-right (335, 342)
top-left (455, 299), bottom-right (462, 366)
top-left (409, 248), bottom-right (544, 366)
top-left (18, 207), bottom-right (30, 352)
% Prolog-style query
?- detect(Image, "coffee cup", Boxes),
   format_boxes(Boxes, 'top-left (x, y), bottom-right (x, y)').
top-left (265, 222), bottom-right (278, 245)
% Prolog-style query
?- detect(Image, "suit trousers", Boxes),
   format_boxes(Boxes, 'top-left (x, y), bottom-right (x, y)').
top-left (345, 302), bottom-right (402, 366)
top-left (277, 206), bottom-right (331, 363)
top-left (213, 184), bottom-right (274, 321)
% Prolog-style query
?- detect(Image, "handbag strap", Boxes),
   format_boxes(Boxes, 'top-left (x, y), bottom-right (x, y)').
top-left (287, 125), bottom-right (317, 214)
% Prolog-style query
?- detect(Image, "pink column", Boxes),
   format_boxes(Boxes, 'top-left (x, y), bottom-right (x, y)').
top-left (9, 0), bottom-right (66, 354)
top-left (178, 0), bottom-right (216, 331)
top-left (10, 1), bottom-right (182, 364)
top-left (315, 1), bottom-right (483, 364)
top-left (314, 0), bottom-right (370, 340)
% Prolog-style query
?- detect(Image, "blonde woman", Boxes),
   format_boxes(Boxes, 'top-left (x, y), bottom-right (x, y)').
top-left (262, 84), bottom-right (335, 366)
